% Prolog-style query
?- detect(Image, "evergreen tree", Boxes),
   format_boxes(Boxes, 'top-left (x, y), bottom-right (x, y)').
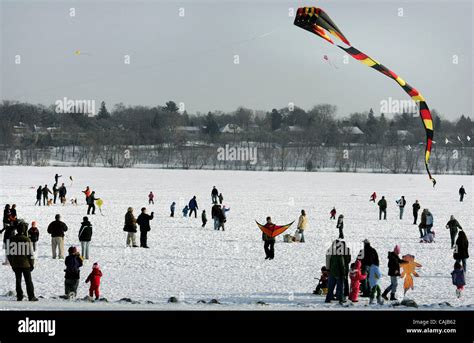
top-left (97, 101), bottom-right (110, 120)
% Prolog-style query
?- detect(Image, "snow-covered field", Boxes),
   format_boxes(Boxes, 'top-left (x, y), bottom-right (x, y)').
top-left (0, 166), bottom-right (472, 310)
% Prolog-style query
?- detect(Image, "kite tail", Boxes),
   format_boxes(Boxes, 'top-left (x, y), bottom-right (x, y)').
top-left (336, 45), bottom-right (435, 186)
top-left (294, 7), bottom-right (436, 185)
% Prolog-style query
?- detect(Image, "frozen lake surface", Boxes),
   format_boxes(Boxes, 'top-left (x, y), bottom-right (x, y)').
top-left (0, 166), bottom-right (472, 310)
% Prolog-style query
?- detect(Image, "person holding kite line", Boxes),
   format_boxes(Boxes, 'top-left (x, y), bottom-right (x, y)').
top-left (257, 217), bottom-right (294, 260)
top-left (86, 191), bottom-right (100, 215)
top-left (54, 173), bottom-right (62, 184)
top-left (262, 217), bottom-right (276, 260)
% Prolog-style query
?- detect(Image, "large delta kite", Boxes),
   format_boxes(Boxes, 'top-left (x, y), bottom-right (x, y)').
top-left (294, 7), bottom-right (436, 186)
top-left (256, 221), bottom-right (294, 238)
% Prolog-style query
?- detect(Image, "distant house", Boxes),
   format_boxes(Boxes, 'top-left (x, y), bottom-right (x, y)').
top-left (396, 130), bottom-right (414, 141)
top-left (46, 127), bottom-right (67, 140)
top-left (275, 125), bottom-right (304, 133)
top-left (12, 122), bottom-right (28, 136)
top-left (221, 124), bottom-right (243, 134)
top-left (176, 126), bottom-right (201, 135)
top-left (342, 126), bottom-right (364, 135)
top-left (288, 125), bottom-right (304, 133)
top-left (341, 126), bottom-right (365, 143)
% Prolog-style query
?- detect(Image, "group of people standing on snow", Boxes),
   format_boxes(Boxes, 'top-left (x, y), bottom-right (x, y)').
top-left (34, 174), bottom-right (68, 206)
top-left (121, 186), bottom-right (230, 249)
top-left (123, 207), bottom-right (154, 248)
top-left (1, 204), bottom-right (102, 301)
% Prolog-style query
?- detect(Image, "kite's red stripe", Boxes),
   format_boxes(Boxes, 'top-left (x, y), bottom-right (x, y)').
top-left (420, 109), bottom-right (431, 120)
top-left (387, 69), bottom-right (398, 79)
top-left (426, 139), bottom-right (432, 151)
top-left (409, 88), bottom-right (419, 97)
top-left (349, 52), bottom-right (369, 60)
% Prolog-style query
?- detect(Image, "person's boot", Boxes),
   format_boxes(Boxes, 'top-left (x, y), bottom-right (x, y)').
top-left (29, 297), bottom-right (39, 302)
top-left (369, 297), bottom-right (374, 305)
top-left (377, 295), bottom-right (384, 305)
top-left (390, 293), bottom-right (397, 301)
top-left (382, 289), bottom-right (389, 301)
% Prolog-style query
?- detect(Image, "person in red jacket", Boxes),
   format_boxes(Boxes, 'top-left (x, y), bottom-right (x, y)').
top-left (148, 191), bottom-right (154, 205)
top-left (85, 262), bottom-right (102, 300)
top-left (349, 260), bottom-right (366, 302)
top-left (370, 192), bottom-right (377, 203)
top-left (330, 207), bottom-right (336, 220)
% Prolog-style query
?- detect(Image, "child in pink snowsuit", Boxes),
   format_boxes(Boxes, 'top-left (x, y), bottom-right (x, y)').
top-left (349, 260), bottom-right (366, 302)
top-left (85, 262), bottom-right (102, 300)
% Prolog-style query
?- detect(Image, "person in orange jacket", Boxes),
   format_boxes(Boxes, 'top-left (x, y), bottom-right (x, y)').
top-left (82, 186), bottom-right (92, 200)
top-left (85, 262), bottom-right (102, 300)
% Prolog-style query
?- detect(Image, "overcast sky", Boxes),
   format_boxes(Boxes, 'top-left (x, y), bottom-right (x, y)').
top-left (1, 0), bottom-right (472, 119)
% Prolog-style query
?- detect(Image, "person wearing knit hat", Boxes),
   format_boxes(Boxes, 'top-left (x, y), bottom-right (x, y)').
top-left (382, 245), bottom-right (408, 301)
top-left (64, 246), bottom-right (83, 298)
top-left (28, 221), bottom-right (39, 252)
top-left (86, 262), bottom-right (103, 300)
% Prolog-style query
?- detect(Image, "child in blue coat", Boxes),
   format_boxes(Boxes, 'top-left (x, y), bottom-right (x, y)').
top-left (451, 262), bottom-right (466, 298)
top-left (182, 205), bottom-right (189, 217)
top-left (369, 264), bottom-right (384, 305)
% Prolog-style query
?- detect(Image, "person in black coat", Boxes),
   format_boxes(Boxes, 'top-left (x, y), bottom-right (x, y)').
top-left (1, 209), bottom-right (16, 265)
top-left (377, 196), bottom-right (387, 220)
top-left (47, 214), bottom-right (68, 259)
top-left (382, 245), bottom-right (407, 301)
top-left (78, 217), bottom-right (93, 259)
top-left (52, 183), bottom-right (58, 204)
top-left (9, 204), bottom-right (17, 225)
top-left (58, 183), bottom-right (67, 205)
top-left (188, 196), bottom-right (198, 218)
top-left (86, 191), bottom-right (99, 215)
top-left (124, 207), bottom-right (138, 247)
top-left (136, 207), bottom-right (154, 248)
top-left (28, 221), bottom-right (40, 252)
top-left (453, 231), bottom-right (469, 272)
top-left (42, 185), bottom-right (52, 205)
top-left (412, 200), bottom-right (421, 225)
top-left (358, 239), bottom-right (379, 297)
top-left (459, 185), bottom-right (466, 202)
top-left (211, 186), bottom-right (219, 204)
top-left (336, 215), bottom-right (344, 239)
top-left (3, 204), bottom-right (11, 228)
top-left (262, 217), bottom-right (276, 260)
top-left (64, 246), bottom-right (83, 297)
top-left (35, 186), bottom-right (42, 206)
top-left (7, 221), bottom-right (37, 301)
top-left (446, 216), bottom-right (463, 249)
top-left (211, 204), bottom-right (226, 231)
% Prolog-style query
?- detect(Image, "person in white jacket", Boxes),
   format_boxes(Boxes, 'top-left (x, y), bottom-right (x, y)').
top-left (297, 210), bottom-right (308, 243)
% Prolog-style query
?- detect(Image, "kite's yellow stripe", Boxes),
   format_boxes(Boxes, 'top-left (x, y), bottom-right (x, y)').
top-left (395, 77), bottom-right (406, 86)
top-left (360, 58), bottom-right (377, 67)
top-left (423, 119), bottom-right (433, 130)
top-left (411, 94), bottom-right (425, 102)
